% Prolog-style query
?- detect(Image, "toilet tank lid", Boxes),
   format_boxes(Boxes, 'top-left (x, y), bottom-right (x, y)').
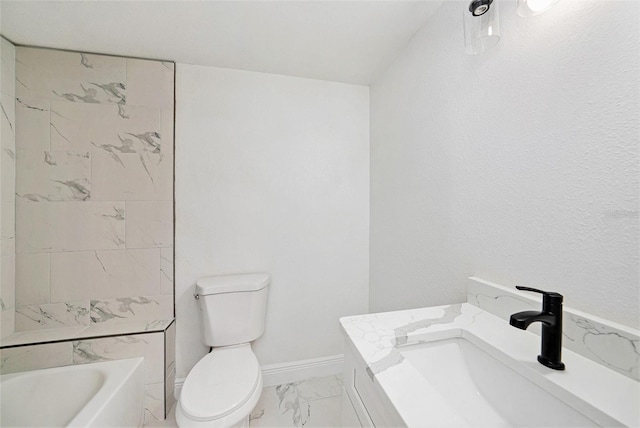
top-left (196, 273), bottom-right (270, 295)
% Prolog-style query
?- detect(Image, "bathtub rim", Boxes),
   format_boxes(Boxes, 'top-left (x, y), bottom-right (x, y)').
top-left (69, 357), bottom-right (145, 427)
top-left (0, 357), bottom-right (145, 427)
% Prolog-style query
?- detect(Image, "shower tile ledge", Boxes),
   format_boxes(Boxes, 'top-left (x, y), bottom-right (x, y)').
top-left (0, 318), bottom-right (174, 348)
top-left (340, 303), bottom-right (640, 428)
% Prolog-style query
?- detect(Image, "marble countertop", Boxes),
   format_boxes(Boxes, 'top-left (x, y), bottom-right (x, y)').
top-left (340, 303), bottom-right (640, 427)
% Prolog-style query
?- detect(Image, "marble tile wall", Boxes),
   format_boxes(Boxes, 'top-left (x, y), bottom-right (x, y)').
top-left (0, 321), bottom-right (176, 425)
top-left (1, 37), bottom-right (16, 339)
top-left (0, 45), bottom-right (175, 424)
top-left (164, 320), bottom-right (176, 417)
top-left (467, 277), bottom-right (640, 381)
top-left (13, 46), bottom-right (174, 332)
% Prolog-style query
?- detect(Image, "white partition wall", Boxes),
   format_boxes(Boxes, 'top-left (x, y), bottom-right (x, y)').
top-left (175, 64), bottom-right (370, 379)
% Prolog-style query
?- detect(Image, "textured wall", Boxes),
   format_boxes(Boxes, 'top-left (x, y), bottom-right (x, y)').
top-left (13, 47), bottom-right (174, 331)
top-left (0, 37), bottom-right (16, 338)
top-left (370, 0), bottom-right (639, 328)
top-left (175, 64), bottom-right (370, 378)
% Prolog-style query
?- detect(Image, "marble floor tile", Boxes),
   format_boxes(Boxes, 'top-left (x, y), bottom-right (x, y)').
top-left (146, 375), bottom-right (343, 428)
top-left (145, 401), bottom-right (177, 428)
top-left (249, 383), bottom-right (296, 427)
top-left (297, 396), bottom-right (342, 428)
top-left (294, 375), bottom-right (343, 402)
top-left (250, 375), bottom-right (343, 428)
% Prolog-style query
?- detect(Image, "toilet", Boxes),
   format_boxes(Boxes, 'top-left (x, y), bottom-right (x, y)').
top-left (176, 273), bottom-right (270, 428)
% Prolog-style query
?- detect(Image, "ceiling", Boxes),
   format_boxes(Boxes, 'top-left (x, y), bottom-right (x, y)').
top-left (0, 1), bottom-right (443, 85)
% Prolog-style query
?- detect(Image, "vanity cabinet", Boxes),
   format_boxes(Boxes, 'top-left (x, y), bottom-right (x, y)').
top-left (342, 340), bottom-right (405, 428)
top-left (339, 295), bottom-right (640, 428)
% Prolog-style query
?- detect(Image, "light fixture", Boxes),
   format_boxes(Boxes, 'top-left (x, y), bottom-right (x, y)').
top-left (464, 0), bottom-right (500, 55)
top-left (470, 0), bottom-right (493, 16)
top-left (517, 0), bottom-right (560, 17)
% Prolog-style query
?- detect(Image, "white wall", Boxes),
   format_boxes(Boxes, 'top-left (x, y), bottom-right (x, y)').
top-left (175, 64), bottom-right (369, 378)
top-left (370, 0), bottom-right (639, 328)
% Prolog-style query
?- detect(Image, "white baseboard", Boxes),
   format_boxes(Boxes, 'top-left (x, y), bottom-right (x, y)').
top-left (261, 354), bottom-right (344, 387)
top-left (174, 353), bottom-right (344, 399)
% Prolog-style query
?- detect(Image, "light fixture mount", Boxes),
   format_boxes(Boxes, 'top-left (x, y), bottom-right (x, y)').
top-left (469, 0), bottom-right (494, 17)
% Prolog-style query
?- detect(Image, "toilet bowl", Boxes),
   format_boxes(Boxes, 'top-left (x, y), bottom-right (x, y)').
top-left (176, 344), bottom-right (262, 427)
top-left (176, 273), bottom-right (270, 428)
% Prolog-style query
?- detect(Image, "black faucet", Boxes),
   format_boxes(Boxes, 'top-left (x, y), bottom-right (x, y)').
top-left (509, 286), bottom-right (565, 370)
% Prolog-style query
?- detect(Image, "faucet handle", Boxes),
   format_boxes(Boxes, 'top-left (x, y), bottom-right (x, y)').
top-left (516, 286), bottom-right (563, 303)
top-left (516, 285), bottom-right (562, 297)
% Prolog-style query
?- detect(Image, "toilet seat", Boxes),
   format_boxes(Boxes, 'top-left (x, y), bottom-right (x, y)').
top-left (179, 344), bottom-right (261, 423)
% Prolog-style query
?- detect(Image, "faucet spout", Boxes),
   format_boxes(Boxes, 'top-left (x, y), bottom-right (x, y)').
top-left (509, 310), bottom-right (556, 330)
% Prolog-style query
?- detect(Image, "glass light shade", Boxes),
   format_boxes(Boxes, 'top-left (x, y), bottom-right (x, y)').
top-left (517, 0), bottom-right (560, 16)
top-left (463, 1), bottom-right (500, 55)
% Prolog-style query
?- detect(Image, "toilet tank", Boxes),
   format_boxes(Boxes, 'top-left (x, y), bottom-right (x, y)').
top-left (195, 273), bottom-right (270, 347)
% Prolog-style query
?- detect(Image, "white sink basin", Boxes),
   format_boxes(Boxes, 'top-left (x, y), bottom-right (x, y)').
top-left (399, 337), bottom-right (598, 427)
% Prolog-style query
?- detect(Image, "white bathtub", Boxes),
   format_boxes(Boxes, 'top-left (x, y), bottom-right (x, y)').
top-left (0, 357), bottom-right (144, 427)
